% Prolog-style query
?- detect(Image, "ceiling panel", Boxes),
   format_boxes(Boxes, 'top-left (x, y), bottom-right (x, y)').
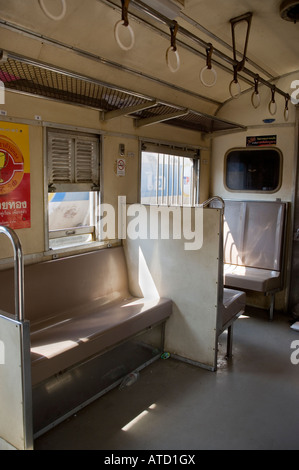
top-left (0, 0), bottom-right (296, 128)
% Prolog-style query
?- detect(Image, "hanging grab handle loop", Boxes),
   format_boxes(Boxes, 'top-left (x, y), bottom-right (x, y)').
top-left (114, 0), bottom-right (135, 51)
top-left (229, 64), bottom-right (241, 99)
top-left (269, 86), bottom-right (277, 115)
top-left (251, 75), bottom-right (261, 108)
top-left (284, 96), bottom-right (290, 121)
top-left (166, 21), bottom-right (180, 73)
top-left (39, 0), bottom-right (67, 21)
top-left (229, 13), bottom-right (252, 99)
top-left (200, 43), bottom-right (217, 87)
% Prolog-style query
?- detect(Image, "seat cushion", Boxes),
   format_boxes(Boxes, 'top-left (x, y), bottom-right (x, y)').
top-left (30, 297), bottom-right (172, 386)
top-left (224, 264), bottom-right (281, 293)
top-left (220, 288), bottom-right (246, 328)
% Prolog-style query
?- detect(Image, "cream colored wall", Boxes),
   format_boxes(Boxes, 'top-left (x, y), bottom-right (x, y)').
top-left (211, 125), bottom-right (295, 202)
top-left (0, 90), bottom-right (208, 261)
top-left (211, 74), bottom-right (298, 202)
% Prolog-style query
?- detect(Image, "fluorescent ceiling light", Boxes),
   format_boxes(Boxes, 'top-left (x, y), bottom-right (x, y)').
top-left (141, 0), bottom-right (184, 20)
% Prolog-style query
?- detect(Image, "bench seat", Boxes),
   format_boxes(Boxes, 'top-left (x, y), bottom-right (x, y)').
top-left (217, 288), bottom-right (246, 359)
top-left (224, 264), bottom-right (281, 293)
top-left (30, 297), bottom-right (172, 386)
top-left (220, 288), bottom-right (246, 329)
top-left (0, 246), bottom-right (173, 389)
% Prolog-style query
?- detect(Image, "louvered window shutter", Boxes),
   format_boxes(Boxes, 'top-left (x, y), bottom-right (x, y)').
top-left (48, 130), bottom-right (100, 191)
top-left (75, 139), bottom-right (97, 183)
top-left (49, 135), bottom-right (72, 184)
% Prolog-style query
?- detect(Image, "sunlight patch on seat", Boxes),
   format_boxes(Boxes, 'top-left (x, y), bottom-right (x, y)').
top-left (31, 340), bottom-right (78, 359)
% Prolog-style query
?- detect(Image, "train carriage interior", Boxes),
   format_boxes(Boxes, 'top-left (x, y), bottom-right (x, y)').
top-left (0, 0), bottom-right (299, 451)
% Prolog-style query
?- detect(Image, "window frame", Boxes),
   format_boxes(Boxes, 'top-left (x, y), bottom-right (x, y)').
top-left (224, 146), bottom-right (283, 194)
top-left (45, 127), bottom-right (101, 252)
top-left (139, 141), bottom-right (201, 207)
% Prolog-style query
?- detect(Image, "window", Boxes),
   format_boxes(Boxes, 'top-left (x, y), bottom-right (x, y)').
top-left (140, 142), bottom-right (200, 206)
top-left (225, 148), bottom-right (282, 192)
top-left (47, 129), bottom-right (100, 250)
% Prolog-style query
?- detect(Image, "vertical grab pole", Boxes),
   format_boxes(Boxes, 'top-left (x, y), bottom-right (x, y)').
top-left (199, 196), bottom-right (225, 301)
top-left (0, 226), bottom-right (24, 322)
top-left (199, 197), bottom-right (225, 370)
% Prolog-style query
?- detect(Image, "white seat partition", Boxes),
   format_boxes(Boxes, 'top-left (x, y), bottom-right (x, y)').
top-left (222, 200), bottom-right (286, 320)
top-left (124, 203), bottom-right (245, 371)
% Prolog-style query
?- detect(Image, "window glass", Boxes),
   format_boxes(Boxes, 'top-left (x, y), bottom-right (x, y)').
top-left (49, 192), bottom-right (93, 230)
top-left (225, 148), bottom-right (281, 192)
top-left (48, 191), bottom-right (96, 249)
top-left (140, 149), bottom-right (199, 206)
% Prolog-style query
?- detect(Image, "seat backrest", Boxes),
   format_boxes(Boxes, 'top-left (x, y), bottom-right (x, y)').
top-left (223, 200), bottom-right (286, 271)
top-left (0, 246), bottom-right (130, 322)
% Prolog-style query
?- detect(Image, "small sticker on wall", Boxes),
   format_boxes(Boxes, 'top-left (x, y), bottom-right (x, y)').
top-left (246, 135), bottom-right (277, 147)
top-left (117, 158), bottom-right (126, 176)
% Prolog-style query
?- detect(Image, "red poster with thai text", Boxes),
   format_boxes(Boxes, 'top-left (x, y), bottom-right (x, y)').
top-left (0, 122), bottom-right (30, 229)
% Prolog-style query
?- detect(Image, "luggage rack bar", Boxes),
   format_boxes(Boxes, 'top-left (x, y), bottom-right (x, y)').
top-left (0, 226), bottom-right (24, 322)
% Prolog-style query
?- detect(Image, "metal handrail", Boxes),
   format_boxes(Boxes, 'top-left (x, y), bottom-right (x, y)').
top-left (199, 196), bottom-right (225, 209)
top-left (199, 197), bottom-right (225, 309)
top-left (0, 226), bottom-right (24, 322)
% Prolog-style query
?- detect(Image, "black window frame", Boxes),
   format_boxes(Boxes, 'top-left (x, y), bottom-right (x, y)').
top-left (224, 147), bottom-right (283, 193)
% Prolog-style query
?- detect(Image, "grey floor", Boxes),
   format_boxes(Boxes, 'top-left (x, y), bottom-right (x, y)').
top-left (35, 308), bottom-right (299, 450)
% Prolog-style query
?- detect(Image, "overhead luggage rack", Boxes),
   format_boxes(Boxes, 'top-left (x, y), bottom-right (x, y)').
top-left (0, 51), bottom-right (245, 134)
top-left (134, 108), bottom-right (242, 133)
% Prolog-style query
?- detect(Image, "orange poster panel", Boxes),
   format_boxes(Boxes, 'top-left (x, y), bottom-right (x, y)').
top-left (0, 122), bottom-right (30, 229)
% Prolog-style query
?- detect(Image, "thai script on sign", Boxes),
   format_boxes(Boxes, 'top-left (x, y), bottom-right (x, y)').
top-left (1, 201), bottom-right (27, 210)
